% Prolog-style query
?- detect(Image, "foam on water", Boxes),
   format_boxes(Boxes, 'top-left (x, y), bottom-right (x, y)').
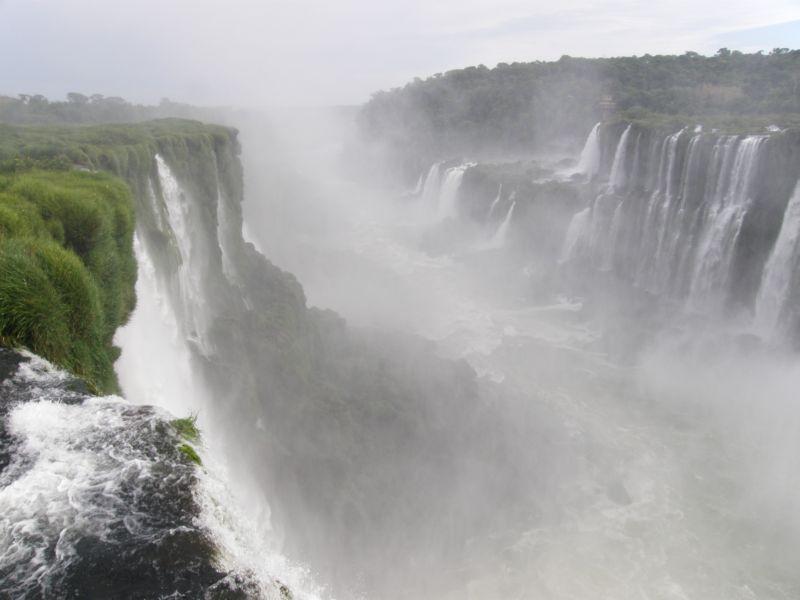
top-left (114, 160), bottom-right (327, 599)
top-left (1, 354), bottom-right (182, 596)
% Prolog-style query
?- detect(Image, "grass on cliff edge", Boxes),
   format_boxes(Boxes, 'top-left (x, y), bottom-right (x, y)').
top-left (0, 168), bottom-right (135, 393)
top-left (0, 118), bottom-right (238, 393)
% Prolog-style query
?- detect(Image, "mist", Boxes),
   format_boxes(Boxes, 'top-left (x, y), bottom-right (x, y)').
top-left (2, 3), bottom-right (800, 600)
top-left (207, 91), bottom-right (800, 597)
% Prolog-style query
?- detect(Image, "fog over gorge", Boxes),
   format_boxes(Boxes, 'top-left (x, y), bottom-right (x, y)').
top-left (2, 2), bottom-right (800, 599)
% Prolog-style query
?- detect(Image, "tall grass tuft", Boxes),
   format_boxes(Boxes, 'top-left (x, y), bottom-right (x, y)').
top-left (0, 169), bottom-right (136, 392)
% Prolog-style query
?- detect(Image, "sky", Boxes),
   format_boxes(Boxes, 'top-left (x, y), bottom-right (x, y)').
top-left (1, 0), bottom-right (799, 107)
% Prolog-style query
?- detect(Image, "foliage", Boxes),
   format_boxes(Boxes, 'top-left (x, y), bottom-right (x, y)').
top-left (0, 169), bottom-right (135, 392)
top-left (0, 119), bottom-right (238, 392)
top-left (178, 443), bottom-right (202, 466)
top-left (171, 415), bottom-right (201, 442)
top-left (0, 94), bottom-right (219, 127)
top-left (358, 49), bottom-right (800, 173)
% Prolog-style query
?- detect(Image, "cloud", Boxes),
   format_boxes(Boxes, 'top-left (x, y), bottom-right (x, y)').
top-left (1, 0), bottom-right (799, 107)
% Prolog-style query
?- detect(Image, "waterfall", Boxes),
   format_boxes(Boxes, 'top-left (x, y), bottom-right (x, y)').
top-left (560, 207), bottom-right (591, 263)
top-left (114, 235), bottom-right (204, 418)
top-left (755, 180), bottom-right (800, 336)
top-left (649, 133), bottom-right (702, 293)
top-left (155, 155), bottom-right (215, 356)
top-left (114, 155), bottom-right (323, 600)
top-left (688, 135), bottom-right (766, 309)
top-left (421, 162), bottom-right (443, 203)
top-left (488, 201), bottom-right (516, 248)
top-left (576, 122), bottom-right (601, 178)
top-left (0, 354), bottom-right (214, 598)
top-left (488, 184), bottom-right (503, 217)
top-left (608, 124), bottom-right (632, 191)
top-left (602, 198), bottom-right (625, 271)
top-left (412, 172), bottom-right (424, 196)
top-left (556, 123), bottom-right (794, 334)
top-left (217, 197), bottom-right (236, 284)
top-left (437, 164), bottom-right (470, 220)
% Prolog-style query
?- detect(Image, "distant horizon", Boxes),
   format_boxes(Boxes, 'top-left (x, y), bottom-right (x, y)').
top-left (2, 45), bottom-right (798, 112)
top-left (2, 0), bottom-right (799, 107)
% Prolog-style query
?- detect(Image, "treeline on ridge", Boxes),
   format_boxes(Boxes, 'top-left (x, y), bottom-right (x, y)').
top-left (358, 49), bottom-right (800, 174)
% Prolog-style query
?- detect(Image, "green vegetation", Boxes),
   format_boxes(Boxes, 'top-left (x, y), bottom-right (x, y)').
top-left (0, 119), bottom-right (235, 184)
top-left (178, 443), bottom-right (202, 466)
top-left (0, 93), bottom-right (214, 126)
top-left (359, 49), bottom-right (800, 172)
top-left (174, 416), bottom-right (203, 464)
top-left (0, 118), bottom-right (239, 392)
top-left (612, 109), bottom-right (800, 135)
top-left (171, 415), bottom-right (201, 442)
top-left (0, 169), bottom-right (135, 392)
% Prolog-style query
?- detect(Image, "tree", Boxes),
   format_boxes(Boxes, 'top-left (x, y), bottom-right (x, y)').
top-left (67, 92), bottom-right (88, 105)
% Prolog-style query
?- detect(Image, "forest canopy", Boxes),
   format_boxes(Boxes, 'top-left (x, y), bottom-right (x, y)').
top-left (358, 49), bottom-right (800, 171)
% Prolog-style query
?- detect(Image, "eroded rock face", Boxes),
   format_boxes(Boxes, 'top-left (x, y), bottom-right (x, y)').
top-left (0, 348), bottom-right (252, 599)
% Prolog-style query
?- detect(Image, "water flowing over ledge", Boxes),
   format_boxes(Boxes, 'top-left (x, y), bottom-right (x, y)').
top-left (408, 120), bottom-right (800, 348)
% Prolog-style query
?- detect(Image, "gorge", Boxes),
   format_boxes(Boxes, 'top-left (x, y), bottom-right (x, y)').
top-left (2, 49), bottom-right (800, 600)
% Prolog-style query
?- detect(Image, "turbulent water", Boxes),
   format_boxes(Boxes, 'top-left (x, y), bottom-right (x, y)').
top-left (4, 114), bottom-right (800, 599)
top-left (114, 155), bottom-right (322, 600)
top-left (0, 350), bottom-right (245, 598)
top-left (241, 114), bottom-right (800, 599)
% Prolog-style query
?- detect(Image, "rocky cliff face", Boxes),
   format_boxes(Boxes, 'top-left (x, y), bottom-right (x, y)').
top-left (561, 122), bottom-right (800, 341)
top-left (0, 348), bottom-right (261, 599)
top-left (0, 121), bottom-right (299, 599)
top-left (93, 120), bottom-right (534, 599)
top-left (424, 122), bottom-right (800, 346)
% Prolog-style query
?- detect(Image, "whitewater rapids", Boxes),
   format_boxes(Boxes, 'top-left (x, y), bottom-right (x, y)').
top-left (241, 122), bottom-right (800, 599)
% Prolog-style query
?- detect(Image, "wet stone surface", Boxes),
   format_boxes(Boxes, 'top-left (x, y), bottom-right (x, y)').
top-left (0, 348), bottom-right (256, 599)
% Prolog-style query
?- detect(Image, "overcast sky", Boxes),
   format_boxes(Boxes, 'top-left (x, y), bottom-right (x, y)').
top-left (1, 0), bottom-right (799, 107)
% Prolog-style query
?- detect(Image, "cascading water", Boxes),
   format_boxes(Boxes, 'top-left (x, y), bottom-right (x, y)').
top-left (576, 122), bottom-right (601, 178)
top-left (559, 206), bottom-right (591, 263)
top-left (561, 122), bottom-right (795, 337)
top-left (487, 201), bottom-right (516, 248)
top-left (755, 179), bottom-right (800, 337)
top-left (0, 352), bottom-right (238, 598)
top-left (437, 163), bottom-right (471, 220)
top-left (688, 135), bottom-right (766, 309)
top-left (114, 153), bottom-right (324, 600)
top-left (607, 124), bottom-right (632, 191)
top-left (235, 111), bottom-right (800, 599)
top-left (487, 183), bottom-right (503, 217)
top-left (156, 155), bottom-right (216, 356)
top-left (420, 162), bottom-right (443, 204)
top-left (411, 171), bottom-right (424, 196)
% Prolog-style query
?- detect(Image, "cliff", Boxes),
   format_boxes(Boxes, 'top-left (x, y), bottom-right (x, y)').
top-left (423, 120), bottom-right (800, 346)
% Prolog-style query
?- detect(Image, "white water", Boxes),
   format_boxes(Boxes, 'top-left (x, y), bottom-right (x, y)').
top-left (487, 201), bottom-right (516, 248)
top-left (688, 136), bottom-right (766, 309)
top-left (412, 172), bottom-right (425, 196)
top-left (607, 124), bottom-right (632, 191)
top-left (576, 122), bottom-right (601, 178)
top-left (0, 355), bottom-right (124, 595)
top-left (115, 235), bottom-right (202, 418)
top-left (237, 116), bottom-right (800, 599)
top-left (114, 162), bottom-right (324, 599)
top-left (155, 155), bottom-right (216, 356)
top-left (251, 168), bottom-right (800, 598)
top-left (487, 183), bottom-right (502, 217)
top-left (437, 163), bottom-right (472, 220)
top-left (421, 162), bottom-right (444, 204)
top-left (755, 179), bottom-right (800, 336)
top-left (560, 206), bottom-right (590, 263)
